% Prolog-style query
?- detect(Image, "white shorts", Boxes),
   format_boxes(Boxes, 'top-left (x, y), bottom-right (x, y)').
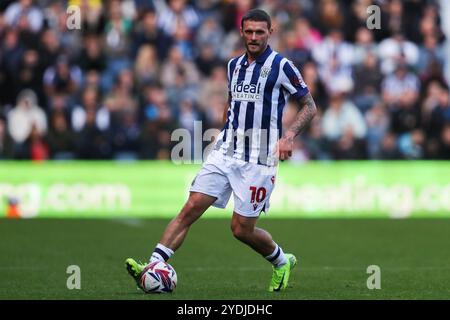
top-left (189, 150), bottom-right (278, 217)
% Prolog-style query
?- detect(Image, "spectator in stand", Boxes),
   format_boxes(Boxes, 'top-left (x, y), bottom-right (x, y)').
top-left (398, 129), bottom-right (426, 160)
top-left (195, 16), bottom-right (225, 58)
top-left (16, 49), bottom-right (44, 103)
top-left (352, 52), bottom-right (383, 113)
top-left (0, 28), bottom-right (24, 106)
top-left (416, 33), bottom-right (446, 77)
top-left (178, 97), bottom-right (202, 135)
top-left (48, 93), bottom-right (71, 119)
top-left (331, 127), bottom-right (366, 160)
top-left (378, 132), bottom-right (402, 160)
top-left (343, 0), bottom-right (373, 42)
top-left (313, 0), bottom-right (344, 35)
top-left (302, 109), bottom-right (331, 160)
top-left (4, 0), bottom-right (43, 33)
top-left (43, 55), bottom-right (82, 106)
top-left (104, 0), bottom-right (133, 57)
top-left (71, 87), bottom-right (109, 133)
top-left (382, 64), bottom-right (420, 108)
top-left (301, 61), bottom-right (328, 110)
top-left (139, 82), bottom-right (178, 160)
top-left (141, 83), bottom-right (169, 122)
top-left (312, 29), bottom-right (354, 71)
top-left (111, 108), bottom-right (140, 160)
top-left (438, 124), bottom-right (450, 159)
top-left (382, 64), bottom-right (421, 134)
top-left (422, 85), bottom-right (450, 158)
top-left (82, 69), bottom-right (103, 93)
top-left (102, 0), bottom-right (133, 90)
top-left (313, 29), bottom-right (354, 95)
top-left (23, 123), bottom-right (49, 161)
top-left (293, 17), bottom-right (322, 52)
top-left (421, 81), bottom-right (448, 140)
top-left (131, 8), bottom-right (172, 61)
top-left (384, 0), bottom-right (406, 36)
top-left (365, 101), bottom-right (390, 159)
top-left (108, 68), bottom-right (137, 117)
top-left (47, 110), bottom-right (75, 160)
top-left (38, 29), bottom-right (62, 72)
top-left (161, 46), bottom-right (200, 117)
top-left (198, 65), bottom-right (228, 127)
top-left (74, 107), bottom-right (111, 159)
top-left (322, 89), bottom-right (367, 144)
top-left (7, 89), bottom-right (47, 158)
top-left (42, 1), bottom-right (66, 30)
top-left (280, 30), bottom-right (310, 68)
top-left (172, 19), bottom-right (195, 61)
top-left (77, 34), bottom-right (107, 74)
top-left (352, 27), bottom-right (378, 66)
top-left (0, 117), bottom-right (14, 159)
top-left (378, 32), bottom-right (419, 75)
top-left (134, 44), bottom-right (160, 87)
top-left (418, 3), bottom-right (445, 44)
top-left (221, 0), bottom-right (253, 33)
top-left (139, 120), bottom-right (161, 159)
top-left (160, 46), bottom-right (200, 88)
top-left (157, 0), bottom-right (200, 37)
top-left (195, 43), bottom-right (219, 77)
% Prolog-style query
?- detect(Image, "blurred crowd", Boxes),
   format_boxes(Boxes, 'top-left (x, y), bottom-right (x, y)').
top-left (0, 0), bottom-right (449, 161)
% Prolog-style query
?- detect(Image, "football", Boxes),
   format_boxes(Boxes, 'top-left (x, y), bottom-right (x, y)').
top-left (140, 261), bottom-right (177, 293)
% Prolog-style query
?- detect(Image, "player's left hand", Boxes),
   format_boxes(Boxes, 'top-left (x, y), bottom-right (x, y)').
top-left (276, 137), bottom-right (293, 161)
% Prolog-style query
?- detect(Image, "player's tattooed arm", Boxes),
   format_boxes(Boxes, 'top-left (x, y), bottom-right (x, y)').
top-left (278, 92), bottom-right (317, 160)
top-left (285, 92), bottom-right (317, 140)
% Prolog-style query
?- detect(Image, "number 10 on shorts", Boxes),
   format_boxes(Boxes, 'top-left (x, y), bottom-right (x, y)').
top-left (249, 186), bottom-right (266, 203)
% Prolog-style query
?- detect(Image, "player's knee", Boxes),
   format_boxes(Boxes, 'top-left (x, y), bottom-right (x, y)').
top-left (231, 223), bottom-right (251, 242)
top-left (178, 199), bottom-right (203, 222)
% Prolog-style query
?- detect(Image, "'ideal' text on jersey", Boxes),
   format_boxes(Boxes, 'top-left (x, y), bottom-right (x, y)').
top-left (214, 46), bottom-right (309, 166)
top-left (231, 82), bottom-right (262, 102)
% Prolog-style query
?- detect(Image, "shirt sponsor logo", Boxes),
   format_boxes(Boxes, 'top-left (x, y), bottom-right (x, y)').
top-left (232, 82), bottom-right (262, 102)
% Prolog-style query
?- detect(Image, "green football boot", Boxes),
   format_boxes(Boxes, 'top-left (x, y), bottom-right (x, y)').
top-left (268, 253), bottom-right (297, 292)
top-left (125, 258), bottom-right (147, 289)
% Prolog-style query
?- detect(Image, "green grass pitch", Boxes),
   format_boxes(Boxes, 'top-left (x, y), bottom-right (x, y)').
top-left (1, 218), bottom-right (449, 299)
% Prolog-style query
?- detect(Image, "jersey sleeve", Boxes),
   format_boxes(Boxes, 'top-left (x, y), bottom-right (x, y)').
top-left (279, 59), bottom-right (309, 99)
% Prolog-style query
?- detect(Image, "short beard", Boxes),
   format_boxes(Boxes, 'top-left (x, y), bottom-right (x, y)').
top-left (246, 43), bottom-right (264, 57)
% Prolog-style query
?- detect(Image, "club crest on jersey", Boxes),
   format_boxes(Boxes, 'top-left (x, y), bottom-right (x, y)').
top-left (260, 66), bottom-right (271, 78)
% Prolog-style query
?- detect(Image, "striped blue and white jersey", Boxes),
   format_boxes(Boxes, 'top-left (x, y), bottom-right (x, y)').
top-left (214, 46), bottom-right (309, 166)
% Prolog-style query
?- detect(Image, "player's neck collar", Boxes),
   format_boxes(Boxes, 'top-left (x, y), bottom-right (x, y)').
top-left (242, 45), bottom-right (272, 66)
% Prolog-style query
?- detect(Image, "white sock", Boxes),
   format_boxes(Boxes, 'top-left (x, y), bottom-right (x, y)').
top-left (265, 244), bottom-right (288, 268)
top-left (150, 243), bottom-right (174, 263)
